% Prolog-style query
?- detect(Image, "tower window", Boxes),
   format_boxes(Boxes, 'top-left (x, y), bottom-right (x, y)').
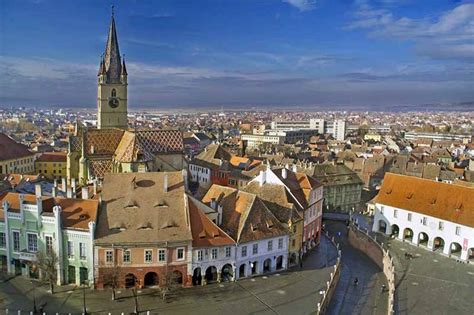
top-left (111, 89), bottom-right (116, 97)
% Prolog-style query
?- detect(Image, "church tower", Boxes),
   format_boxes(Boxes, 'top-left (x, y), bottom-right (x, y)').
top-left (97, 8), bottom-right (128, 129)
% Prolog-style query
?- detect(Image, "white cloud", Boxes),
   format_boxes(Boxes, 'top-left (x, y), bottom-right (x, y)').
top-left (346, 3), bottom-right (474, 61)
top-left (283, 0), bottom-right (317, 12)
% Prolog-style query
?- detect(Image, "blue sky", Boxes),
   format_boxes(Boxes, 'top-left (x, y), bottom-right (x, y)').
top-left (0, 0), bottom-right (473, 109)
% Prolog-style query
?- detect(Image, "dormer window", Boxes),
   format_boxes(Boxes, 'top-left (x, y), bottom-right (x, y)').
top-left (111, 89), bottom-right (117, 97)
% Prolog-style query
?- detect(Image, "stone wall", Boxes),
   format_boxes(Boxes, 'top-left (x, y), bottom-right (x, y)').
top-left (348, 225), bottom-right (396, 315)
top-left (317, 232), bottom-right (342, 315)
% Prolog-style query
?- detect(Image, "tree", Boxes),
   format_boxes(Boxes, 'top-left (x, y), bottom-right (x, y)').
top-left (160, 262), bottom-right (181, 301)
top-left (102, 263), bottom-right (123, 301)
top-left (36, 250), bottom-right (59, 294)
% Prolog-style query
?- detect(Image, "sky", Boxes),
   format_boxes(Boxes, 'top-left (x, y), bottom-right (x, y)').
top-left (0, 0), bottom-right (473, 109)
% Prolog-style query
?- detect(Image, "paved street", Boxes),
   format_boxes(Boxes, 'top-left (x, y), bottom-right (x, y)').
top-left (0, 236), bottom-right (338, 315)
top-left (384, 236), bottom-right (474, 315)
top-left (324, 221), bottom-right (388, 315)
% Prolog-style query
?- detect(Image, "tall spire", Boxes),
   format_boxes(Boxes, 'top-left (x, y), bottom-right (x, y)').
top-left (103, 5), bottom-right (121, 83)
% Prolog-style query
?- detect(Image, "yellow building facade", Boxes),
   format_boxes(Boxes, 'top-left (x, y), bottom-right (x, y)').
top-left (35, 152), bottom-right (67, 180)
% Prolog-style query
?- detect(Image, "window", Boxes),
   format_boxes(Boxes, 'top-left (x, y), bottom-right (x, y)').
top-left (225, 247), bottom-right (231, 257)
top-left (211, 248), bottom-right (218, 260)
top-left (292, 239), bottom-right (296, 247)
top-left (27, 233), bottom-right (38, 253)
top-left (241, 246), bottom-right (247, 257)
top-left (67, 241), bottom-right (74, 258)
top-left (79, 243), bottom-right (86, 260)
top-left (111, 89), bottom-right (116, 97)
top-left (278, 238), bottom-right (283, 249)
top-left (393, 209), bottom-right (398, 218)
top-left (45, 235), bottom-right (53, 254)
top-left (407, 213), bottom-right (412, 222)
top-left (145, 250), bottom-right (153, 263)
top-left (158, 249), bottom-right (166, 262)
top-left (197, 250), bottom-right (203, 261)
top-left (105, 250), bottom-right (113, 263)
top-left (0, 232), bottom-right (5, 248)
top-left (292, 225), bottom-right (297, 233)
top-left (177, 248), bottom-right (185, 261)
top-left (252, 243), bottom-right (258, 255)
top-left (267, 240), bottom-right (273, 251)
top-left (455, 226), bottom-right (461, 236)
top-left (422, 217), bottom-right (428, 226)
top-left (123, 250), bottom-right (131, 263)
top-left (438, 221), bottom-right (444, 231)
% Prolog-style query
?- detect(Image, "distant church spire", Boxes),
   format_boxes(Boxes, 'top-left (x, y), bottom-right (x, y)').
top-left (103, 5), bottom-right (122, 83)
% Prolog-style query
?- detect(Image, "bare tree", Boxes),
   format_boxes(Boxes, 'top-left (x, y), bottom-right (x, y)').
top-left (102, 264), bottom-right (123, 301)
top-left (36, 250), bottom-right (59, 294)
top-left (160, 261), bottom-right (181, 301)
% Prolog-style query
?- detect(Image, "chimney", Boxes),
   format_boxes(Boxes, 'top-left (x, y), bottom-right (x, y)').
top-left (93, 179), bottom-right (98, 195)
top-left (61, 178), bottom-right (67, 193)
top-left (285, 163), bottom-right (289, 170)
top-left (260, 170), bottom-right (267, 186)
top-left (182, 169), bottom-right (189, 191)
top-left (210, 198), bottom-right (217, 210)
top-left (292, 164), bottom-right (297, 173)
top-left (282, 168), bottom-right (287, 179)
top-left (35, 183), bottom-right (42, 198)
top-left (71, 178), bottom-right (77, 198)
top-left (163, 174), bottom-right (168, 193)
top-left (217, 204), bottom-right (223, 225)
top-left (82, 186), bottom-right (89, 200)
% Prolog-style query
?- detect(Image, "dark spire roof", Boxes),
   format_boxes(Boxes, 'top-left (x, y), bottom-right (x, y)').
top-left (103, 9), bottom-right (122, 83)
top-left (121, 57), bottom-right (127, 75)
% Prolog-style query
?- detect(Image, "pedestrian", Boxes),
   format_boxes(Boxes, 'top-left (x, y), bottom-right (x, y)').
top-left (354, 277), bottom-right (359, 286)
top-left (300, 258), bottom-right (303, 269)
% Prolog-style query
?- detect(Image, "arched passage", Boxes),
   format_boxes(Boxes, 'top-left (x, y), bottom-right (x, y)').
top-left (378, 220), bottom-right (387, 234)
top-left (433, 237), bottom-right (445, 252)
top-left (468, 248), bottom-right (474, 262)
top-left (276, 255), bottom-right (284, 270)
top-left (418, 232), bottom-right (429, 247)
top-left (251, 261), bottom-right (258, 275)
top-left (173, 270), bottom-right (183, 285)
top-left (205, 266), bottom-right (218, 283)
top-left (403, 228), bottom-right (414, 242)
top-left (125, 273), bottom-right (137, 288)
top-left (391, 224), bottom-right (399, 238)
top-left (221, 264), bottom-right (233, 282)
top-left (239, 264), bottom-right (246, 278)
top-left (192, 268), bottom-right (202, 286)
top-left (450, 242), bottom-right (462, 257)
top-left (144, 272), bottom-right (159, 288)
top-left (263, 258), bottom-right (272, 273)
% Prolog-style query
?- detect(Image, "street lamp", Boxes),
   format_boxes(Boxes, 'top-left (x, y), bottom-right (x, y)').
top-left (31, 280), bottom-right (38, 314)
top-left (82, 279), bottom-right (89, 315)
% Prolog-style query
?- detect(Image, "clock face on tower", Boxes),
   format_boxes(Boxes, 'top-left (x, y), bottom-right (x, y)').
top-left (109, 98), bottom-right (119, 108)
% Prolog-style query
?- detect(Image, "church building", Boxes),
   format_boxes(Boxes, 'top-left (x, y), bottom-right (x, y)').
top-left (67, 9), bottom-right (185, 183)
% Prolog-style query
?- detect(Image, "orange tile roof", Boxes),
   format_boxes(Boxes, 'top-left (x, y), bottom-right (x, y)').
top-left (188, 197), bottom-right (235, 247)
top-left (0, 192), bottom-right (98, 230)
top-left (374, 173), bottom-right (474, 228)
top-left (0, 133), bottom-right (33, 161)
top-left (36, 152), bottom-right (67, 163)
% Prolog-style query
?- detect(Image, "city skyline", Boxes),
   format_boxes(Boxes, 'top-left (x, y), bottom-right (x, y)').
top-left (1, 0), bottom-right (473, 108)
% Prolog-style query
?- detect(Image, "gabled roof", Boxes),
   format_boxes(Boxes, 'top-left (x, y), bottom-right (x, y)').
top-left (192, 144), bottom-right (232, 168)
top-left (202, 185), bottom-right (287, 243)
top-left (188, 197), bottom-right (235, 248)
top-left (374, 173), bottom-right (474, 228)
top-left (95, 172), bottom-right (192, 244)
top-left (0, 133), bottom-right (33, 161)
top-left (0, 192), bottom-right (98, 230)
